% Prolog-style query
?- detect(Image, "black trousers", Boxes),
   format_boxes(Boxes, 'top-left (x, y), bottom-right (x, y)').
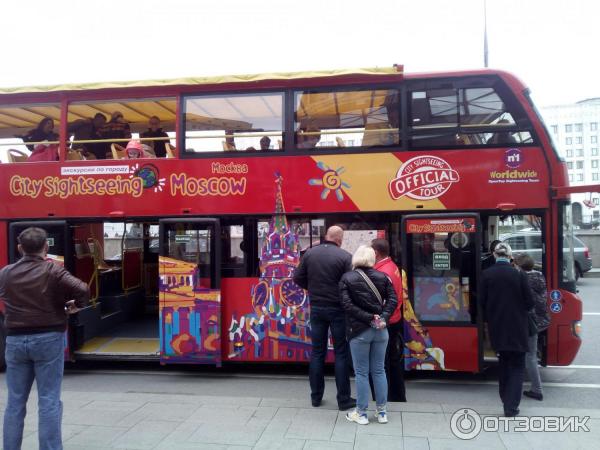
top-left (369, 320), bottom-right (406, 402)
top-left (498, 351), bottom-right (526, 414)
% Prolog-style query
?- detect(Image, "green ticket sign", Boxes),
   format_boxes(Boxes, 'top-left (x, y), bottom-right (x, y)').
top-left (433, 252), bottom-right (450, 270)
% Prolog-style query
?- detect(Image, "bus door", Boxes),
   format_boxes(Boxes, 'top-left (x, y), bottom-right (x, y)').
top-left (401, 214), bottom-right (481, 372)
top-left (7, 221), bottom-right (73, 359)
top-left (158, 218), bottom-right (222, 366)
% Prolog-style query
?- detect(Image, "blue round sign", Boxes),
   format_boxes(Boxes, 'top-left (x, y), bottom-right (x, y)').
top-left (550, 290), bottom-right (562, 302)
top-left (550, 302), bottom-right (562, 314)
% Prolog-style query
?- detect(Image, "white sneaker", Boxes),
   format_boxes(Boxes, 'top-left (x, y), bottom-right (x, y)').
top-left (346, 409), bottom-right (369, 425)
top-left (374, 411), bottom-right (388, 424)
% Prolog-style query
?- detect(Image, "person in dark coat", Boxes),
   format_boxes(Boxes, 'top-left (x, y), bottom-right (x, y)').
top-left (480, 242), bottom-right (534, 417)
top-left (293, 225), bottom-right (355, 411)
top-left (340, 245), bottom-right (397, 425)
top-left (515, 253), bottom-right (551, 401)
top-left (140, 116), bottom-right (170, 158)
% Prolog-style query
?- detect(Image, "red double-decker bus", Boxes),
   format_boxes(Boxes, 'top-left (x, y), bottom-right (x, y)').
top-left (0, 66), bottom-right (591, 372)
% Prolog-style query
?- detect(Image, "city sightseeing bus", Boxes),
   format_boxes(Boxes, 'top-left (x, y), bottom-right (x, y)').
top-left (0, 66), bottom-right (591, 372)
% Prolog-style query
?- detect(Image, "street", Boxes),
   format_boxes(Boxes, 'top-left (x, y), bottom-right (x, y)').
top-left (1, 279), bottom-right (599, 449)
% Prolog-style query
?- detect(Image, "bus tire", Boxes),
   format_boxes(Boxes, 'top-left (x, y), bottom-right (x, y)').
top-left (0, 316), bottom-right (6, 372)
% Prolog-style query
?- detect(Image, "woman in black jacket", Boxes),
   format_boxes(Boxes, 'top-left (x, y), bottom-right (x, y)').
top-left (340, 245), bottom-right (397, 425)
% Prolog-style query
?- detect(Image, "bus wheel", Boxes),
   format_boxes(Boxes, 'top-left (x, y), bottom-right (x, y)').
top-left (0, 317), bottom-right (6, 372)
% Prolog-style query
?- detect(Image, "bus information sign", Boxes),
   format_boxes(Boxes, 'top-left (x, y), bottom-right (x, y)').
top-left (433, 252), bottom-right (451, 270)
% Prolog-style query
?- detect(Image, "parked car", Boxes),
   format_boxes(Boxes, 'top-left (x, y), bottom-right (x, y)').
top-left (500, 231), bottom-right (592, 280)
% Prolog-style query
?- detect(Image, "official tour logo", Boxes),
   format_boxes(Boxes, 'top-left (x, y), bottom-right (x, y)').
top-left (388, 155), bottom-right (459, 201)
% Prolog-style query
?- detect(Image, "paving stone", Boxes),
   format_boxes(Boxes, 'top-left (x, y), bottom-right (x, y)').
top-left (427, 437), bottom-right (501, 450)
top-left (331, 411), bottom-right (357, 442)
top-left (111, 419), bottom-right (180, 449)
top-left (62, 408), bottom-right (131, 427)
top-left (353, 432), bottom-right (403, 449)
top-left (387, 402), bottom-right (443, 413)
top-left (80, 399), bottom-right (145, 413)
top-left (285, 408), bottom-right (338, 440)
top-left (254, 436), bottom-right (306, 450)
top-left (187, 421), bottom-right (266, 446)
top-left (401, 412), bottom-right (453, 439)
top-left (134, 401), bottom-right (201, 422)
top-left (402, 436), bottom-right (430, 450)
top-left (63, 424), bottom-right (129, 447)
top-left (187, 404), bottom-right (256, 425)
top-left (355, 412), bottom-right (403, 436)
top-left (303, 440), bottom-right (354, 449)
top-left (260, 397), bottom-right (338, 410)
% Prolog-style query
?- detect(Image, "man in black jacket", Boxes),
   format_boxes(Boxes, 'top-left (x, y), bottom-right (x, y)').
top-left (293, 225), bottom-right (355, 410)
top-left (0, 227), bottom-right (89, 450)
top-left (480, 242), bottom-right (534, 417)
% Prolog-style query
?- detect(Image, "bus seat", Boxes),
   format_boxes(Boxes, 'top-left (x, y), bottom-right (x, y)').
top-left (165, 142), bottom-right (175, 158)
top-left (111, 144), bottom-right (127, 160)
top-left (87, 237), bottom-right (112, 271)
top-left (8, 149), bottom-right (28, 162)
top-left (335, 137), bottom-right (345, 147)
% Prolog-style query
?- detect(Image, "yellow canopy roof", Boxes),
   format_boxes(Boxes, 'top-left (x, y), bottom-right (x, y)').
top-left (0, 67), bottom-right (402, 95)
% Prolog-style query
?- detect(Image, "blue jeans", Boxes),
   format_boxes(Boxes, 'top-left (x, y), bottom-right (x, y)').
top-left (3, 331), bottom-right (65, 450)
top-left (309, 305), bottom-right (352, 406)
top-left (350, 328), bottom-right (389, 414)
top-left (525, 333), bottom-right (543, 394)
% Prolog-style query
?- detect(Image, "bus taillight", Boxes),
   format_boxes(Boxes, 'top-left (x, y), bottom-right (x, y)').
top-left (573, 321), bottom-right (582, 338)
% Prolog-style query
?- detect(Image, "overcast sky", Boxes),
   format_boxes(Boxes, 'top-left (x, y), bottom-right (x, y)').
top-left (1, 0), bottom-right (598, 107)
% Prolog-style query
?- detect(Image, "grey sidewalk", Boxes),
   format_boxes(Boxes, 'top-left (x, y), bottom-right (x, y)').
top-left (1, 388), bottom-right (598, 450)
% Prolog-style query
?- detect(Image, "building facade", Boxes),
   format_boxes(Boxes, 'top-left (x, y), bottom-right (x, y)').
top-left (542, 98), bottom-right (600, 226)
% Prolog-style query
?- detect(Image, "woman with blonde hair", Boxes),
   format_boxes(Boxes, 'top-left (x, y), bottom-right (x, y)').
top-left (340, 245), bottom-right (397, 425)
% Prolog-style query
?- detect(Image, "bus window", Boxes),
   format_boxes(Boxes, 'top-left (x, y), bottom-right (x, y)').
top-left (0, 103), bottom-right (61, 163)
top-left (409, 78), bottom-right (535, 148)
top-left (294, 89), bottom-right (400, 149)
top-left (68, 98), bottom-right (176, 160)
top-left (183, 93), bottom-right (284, 153)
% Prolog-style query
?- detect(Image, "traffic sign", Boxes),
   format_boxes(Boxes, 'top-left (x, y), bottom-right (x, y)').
top-left (550, 290), bottom-right (562, 302)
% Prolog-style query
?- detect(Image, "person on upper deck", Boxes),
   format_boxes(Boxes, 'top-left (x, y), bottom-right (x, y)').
top-left (20, 118), bottom-right (59, 152)
top-left (140, 116), bottom-right (169, 158)
top-left (297, 125), bottom-right (321, 149)
top-left (68, 113), bottom-right (107, 159)
top-left (100, 111), bottom-right (132, 153)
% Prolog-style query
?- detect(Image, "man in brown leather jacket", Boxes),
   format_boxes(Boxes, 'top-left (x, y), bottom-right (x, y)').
top-left (0, 227), bottom-right (89, 450)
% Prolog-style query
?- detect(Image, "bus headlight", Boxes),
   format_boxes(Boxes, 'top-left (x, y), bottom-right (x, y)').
top-left (573, 321), bottom-right (582, 337)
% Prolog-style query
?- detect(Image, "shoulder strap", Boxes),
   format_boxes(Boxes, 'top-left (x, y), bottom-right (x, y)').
top-left (356, 269), bottom-right (383, 305)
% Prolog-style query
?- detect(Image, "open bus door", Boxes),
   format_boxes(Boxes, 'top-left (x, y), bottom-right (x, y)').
top-left (158, 218), bottom-right (222, 366)
top-left (401, 214), bottom-right (482, 372)
top-left (7, 221), bottom-right (74, 360)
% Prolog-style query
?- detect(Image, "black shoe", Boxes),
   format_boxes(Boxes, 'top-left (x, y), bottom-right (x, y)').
top-left (504, 408), bottom-right (520, 417)
top-left (311, 398), bottom-right (322, 407)
top-left (523, 390), bottom-right (543, 401)
top-left (338, 398), bottom-right (356, 411)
